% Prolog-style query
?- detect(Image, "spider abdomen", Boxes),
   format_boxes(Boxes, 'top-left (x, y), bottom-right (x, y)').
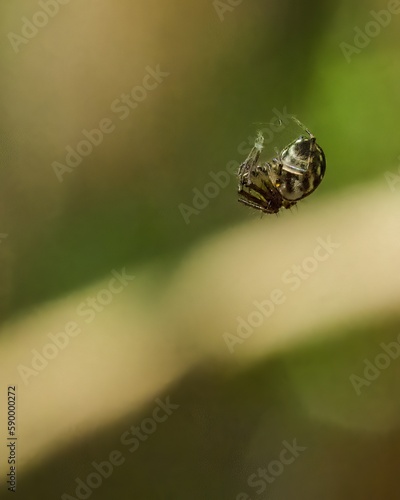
top-left (268, 137), bottom-right (326, 202)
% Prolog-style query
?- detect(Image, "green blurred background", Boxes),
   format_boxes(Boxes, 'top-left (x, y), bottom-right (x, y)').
top-left (1, 0), bottom-right (400, 498)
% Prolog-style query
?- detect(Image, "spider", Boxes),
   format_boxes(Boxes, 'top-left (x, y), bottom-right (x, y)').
top-left (237, 116), bottom-right (326, 214)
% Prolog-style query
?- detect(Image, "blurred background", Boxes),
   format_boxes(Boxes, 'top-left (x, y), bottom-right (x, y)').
top-left (1, 0), bottom-right (400, 498)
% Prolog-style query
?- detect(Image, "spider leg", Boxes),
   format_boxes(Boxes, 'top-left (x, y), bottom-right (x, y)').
top-left (291, 116), bottom-right (313, 138)
top-left (238, 143), bottom-right (262, 191)
top-left (238, 168), bottom-right (282, 214)
top-left (238, 190), bottom-right (278, 213)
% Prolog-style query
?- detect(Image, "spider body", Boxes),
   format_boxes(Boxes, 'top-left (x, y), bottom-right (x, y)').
top-left (237, 117), bottom-right (326, 214)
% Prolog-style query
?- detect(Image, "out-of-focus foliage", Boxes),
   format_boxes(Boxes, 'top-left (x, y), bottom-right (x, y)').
top-left (1, 0), bottom-right (399, 320)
